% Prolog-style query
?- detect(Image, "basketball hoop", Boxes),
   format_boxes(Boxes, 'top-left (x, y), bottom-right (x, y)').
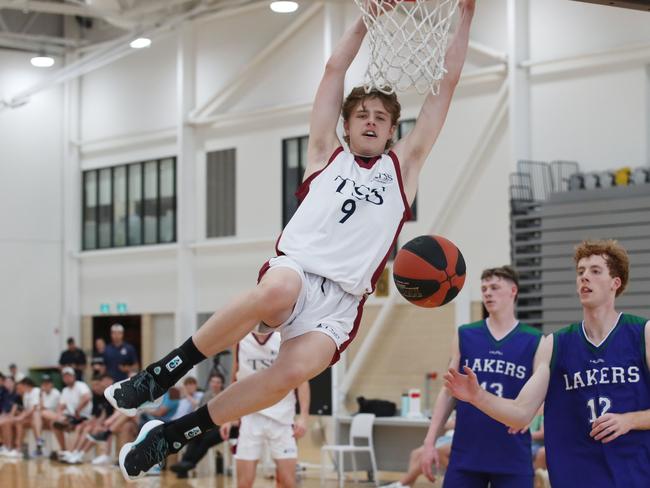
top-left (354, 0), bottom-right (459, 95)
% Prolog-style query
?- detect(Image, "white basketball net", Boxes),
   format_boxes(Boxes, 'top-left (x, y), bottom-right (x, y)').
top-left (354, 0), bottom-right (459, 95)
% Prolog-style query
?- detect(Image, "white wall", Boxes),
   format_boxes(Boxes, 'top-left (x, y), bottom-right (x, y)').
top-left (1, 0), bottom-right (649, 365)
top-left (0, 51), bottom-right (64, 369)
top-left (529, 0), bottom-right (650, 170)
top-left (75, 0), bottom-right (650, 313)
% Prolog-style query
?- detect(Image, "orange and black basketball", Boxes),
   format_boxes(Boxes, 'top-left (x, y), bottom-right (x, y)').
top-left (393, 235), bottom-right (466, 308)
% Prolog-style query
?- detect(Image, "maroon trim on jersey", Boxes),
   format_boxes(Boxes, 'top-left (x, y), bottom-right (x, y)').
top-left (257, 260), bottom-right (272, 283)
top-left (353, 154), bottom-right (382, 169)
top-left (295, 146), bottom-right (343, 204)
top-left (252, 332), bottom-right (274, 346)
top-left (331, 295), bottom-right (367, 365)
top-left (387, 150), bottom-right (413, 221)
top-left (235, 342), bottom-right (240, 380)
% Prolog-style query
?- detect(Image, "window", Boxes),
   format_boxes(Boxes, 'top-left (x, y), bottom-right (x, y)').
top-left (127, 163), bottom-right (143, 246)
top-left (83, 172), bottom-right (97, 250)
top-left (282, 136), bottom-right (308, 226)
top-left (82, 158), bottom-right (176, 250)
top-left (159, 158), bottom-right (176, 243)
top-left (113, 166), bottom-right (127, 247)
top-left (206, 149), bottom-right (236, 238)
top-left (143, 161), bottom-right (158, 245)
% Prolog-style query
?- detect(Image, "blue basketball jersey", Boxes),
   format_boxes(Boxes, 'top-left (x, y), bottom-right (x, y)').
top-left (450, 320), bottom-right (542, 475)
top-left (545, 313), bottom-right (650, 488)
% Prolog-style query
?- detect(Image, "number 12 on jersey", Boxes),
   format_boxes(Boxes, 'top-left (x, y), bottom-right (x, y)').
top-left (587, 396), bottom-right (612, 423)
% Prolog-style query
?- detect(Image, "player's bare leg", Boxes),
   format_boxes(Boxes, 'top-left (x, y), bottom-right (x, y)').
top-left (275, 458), bottom-right (298, 488)
top-left (105, 266), bottom-right (302, 415)
top-left (236, 460), bottom-right (259, 488)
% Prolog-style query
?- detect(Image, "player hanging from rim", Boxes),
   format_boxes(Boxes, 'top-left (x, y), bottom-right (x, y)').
top-left (420, 266), bottom-right (543, 488)
top-left (105, 0), bottom-right (476, 480)
top-left (444, 240), bottom-right (650, 488)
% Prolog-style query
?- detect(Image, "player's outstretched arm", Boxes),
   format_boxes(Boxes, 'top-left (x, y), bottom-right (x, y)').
top-left (590, 320), bottom-right (650, 443)
top-left (393, 0), bottom-right (475, 191)
top-left (306, 16), bottom-right (368, 175)
top-left (445, 335), bottom-right (553, 431)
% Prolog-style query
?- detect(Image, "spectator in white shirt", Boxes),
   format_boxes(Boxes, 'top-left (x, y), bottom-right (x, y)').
top-left (8, 363), bottom-right (25, 383)
top-left (41, 367), bottom-right (91, 454)
top-left (9, 378), bottom-right (46, 456)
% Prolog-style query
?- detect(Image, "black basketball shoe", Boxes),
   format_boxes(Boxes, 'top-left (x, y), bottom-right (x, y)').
top-left (104, 371), bottom-right (165, 417)
top-left (119, 420), bottom-right (177, 481)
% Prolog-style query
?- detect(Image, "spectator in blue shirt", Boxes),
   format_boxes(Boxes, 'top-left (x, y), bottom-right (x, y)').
top-left (138, 388), bottom-right (180, 428)
top-left (104, 324), bottom-right (138, 382)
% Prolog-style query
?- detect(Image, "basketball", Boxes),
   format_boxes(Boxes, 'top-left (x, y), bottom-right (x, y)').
top-left (393, 235), bottom-right (466, 308)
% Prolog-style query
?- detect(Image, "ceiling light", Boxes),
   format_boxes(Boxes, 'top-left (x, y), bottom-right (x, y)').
top-left (30, 56), bottom-right (55, 68)
top-left (130, 37), bottom-right (151, 49)
top-left (270, 1), bottom-right (298, 13)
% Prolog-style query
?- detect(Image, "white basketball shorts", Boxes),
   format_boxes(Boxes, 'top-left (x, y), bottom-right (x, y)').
top-left (235, 413), bottom-right (297, 461)
top-left (257, 255), bottom-right (365, 364)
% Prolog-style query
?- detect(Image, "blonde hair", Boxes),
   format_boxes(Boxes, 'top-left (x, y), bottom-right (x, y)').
top-left (574, 239), bottom-right (629, 296)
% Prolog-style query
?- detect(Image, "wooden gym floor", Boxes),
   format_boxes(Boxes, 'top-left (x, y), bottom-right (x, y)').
top-left (0, 458), bottom-right (444, 488)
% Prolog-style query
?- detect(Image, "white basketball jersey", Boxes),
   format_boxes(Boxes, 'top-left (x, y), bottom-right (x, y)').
top-left (277, 147), bottom-right (411, 296)
top-left (236, 332), bottom-right (296, 425)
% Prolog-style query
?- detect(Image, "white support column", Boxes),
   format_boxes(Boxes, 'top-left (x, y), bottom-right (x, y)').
top-left (646, 64), bottom-right (650, 166)
top-left (323, 1), bottom-right (344, 64)
top-left (60, 20), bottom-right (82, 352)
top-left (507, 0), bottom-right (531, 170)
top-left (175, 23), bottom-right (198, 345)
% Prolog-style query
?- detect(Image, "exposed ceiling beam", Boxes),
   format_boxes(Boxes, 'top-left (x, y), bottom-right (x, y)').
top-left (1, 0), bottom-right (212, 109)
top-left (0, 0), bottom-right (120, 20)
top-left (126, 0), bottom-right (198, 19)
top-left (1, 30), bottom-right (85, 47)
top-left (20, 11), bottom-right (39, 33)
top-left (0, 36), bottom-right (66, 54)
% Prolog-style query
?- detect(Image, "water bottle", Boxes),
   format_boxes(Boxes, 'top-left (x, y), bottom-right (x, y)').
top-left (407, 388), bottom-right (422, 418)
top-left (401, 393), bottom-right (410, 417)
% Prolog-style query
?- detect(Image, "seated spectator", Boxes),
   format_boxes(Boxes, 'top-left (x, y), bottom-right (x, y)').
top-left (0, 373), bottom-right (7, 414)
top-left (91, 357), bottom-right (106, 378)
top-left (0, 376), bottom-right (21, 458)
top-left (138, 387), bottom-right (180, 428)
top-left (385, 415), bottom-right (455, 488)
top-left (12, 378), bottom-right (44, 457)
top-left (39, 375), bottom-right (61, 426)
top-left (62, 374), bottom-right (114, 464)
top-left (91, 338), bottom-right (107, 377)
top-left (8, 363), bottom-right (25, 383)
top-left (59, 337), bottom-right (87, 381)
top-left (170, 374), bottom-right (227, 479)
top-left (41, 367), bottom-right (92, 457)
top-left (171, 376), bottom-right (203, 420)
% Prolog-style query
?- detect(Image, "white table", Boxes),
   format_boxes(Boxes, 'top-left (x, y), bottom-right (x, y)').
top-left (334, 415), bottom-right (430, 472)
